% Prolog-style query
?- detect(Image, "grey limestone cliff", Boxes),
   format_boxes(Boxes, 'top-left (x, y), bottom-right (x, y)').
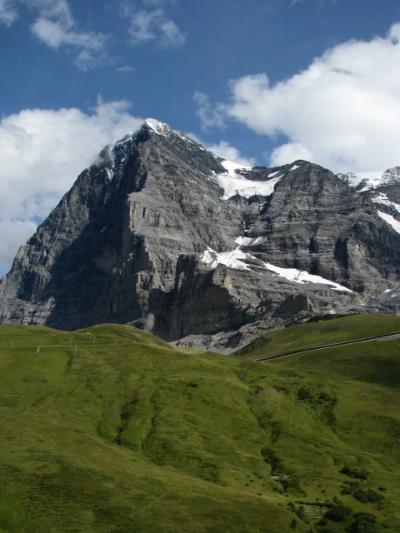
top-left (1, 119), bottom-right (400, 351)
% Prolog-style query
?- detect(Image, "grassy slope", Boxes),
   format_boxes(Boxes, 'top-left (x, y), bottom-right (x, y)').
top-left (236, 314), bottom-right (400, 359)
top-left (0, 317), bottom-right (399, 531)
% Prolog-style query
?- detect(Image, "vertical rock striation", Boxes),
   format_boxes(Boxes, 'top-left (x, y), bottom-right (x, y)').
top-left (1, 119), bottom-right (400, 351)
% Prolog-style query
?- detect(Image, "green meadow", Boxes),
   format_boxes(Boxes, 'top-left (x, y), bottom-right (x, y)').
top-left (0, 316), bottom-right (399, 531)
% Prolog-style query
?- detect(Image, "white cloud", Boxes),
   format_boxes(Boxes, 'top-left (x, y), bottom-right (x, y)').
top-left (0, 100), bottom-right (143, 273)
top-left (116, 65), bottom-right (136, 73)
top-left (206, 140), bottom-right (255, 167)
top-left (270, 143), bottom-right (313, 166)
top-left (0, 0), bottom-right (107, 69)
top-left (0, 0), bottom-right (17, 26)
top-left (125, 1), bottom-right (185, 48)
top-left (193, 92), bottom-right (225, 130)
top-left (158, 18), bottom-right (185, 47)
top-left (290, 0), bottom-right (335, 6)
top-left (187, 131), bottom-right (254, 167)
top-left (222, 23), bottom-right (400, 173)
top-left (0, 220), bottom-right (37, 271)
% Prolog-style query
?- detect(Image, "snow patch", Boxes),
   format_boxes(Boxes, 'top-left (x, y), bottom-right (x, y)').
top-left (339, 168), bottom-right (400, 190)
top-left (213, 160), bottom-right (282, 200)
top-left (372, 193), bottom-right (400, 214)
top-left (378, 211), bottom-right (400, 234)
top-left (234, 236), bottom-right (254, 246)
top-left (252, 236), bottom-right (266, 245)
top-left (268, 170), bottom-right (281, 178)
top-left (201, 242), bottom-right (353, 293)
top-left (290, 164), bottom-right (301, 172)
top-left (201, 246), bottom-right (251, 271)
top-left (261, 262), bottom-right (353, 293)
top-left (105, 168), bottom-right (114, 181)
top-left (234, 235), bottom-right (266, 247)
top-left (145, 118), bottom-right (170, 136)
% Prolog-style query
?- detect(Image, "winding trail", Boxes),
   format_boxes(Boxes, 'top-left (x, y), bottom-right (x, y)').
top-left (255, 331), bottom-right (400, 362)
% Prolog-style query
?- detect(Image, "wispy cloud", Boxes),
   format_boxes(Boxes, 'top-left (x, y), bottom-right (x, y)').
top-left (123, 1), bottom-right (186, 48)
top-left (0, 0), bottom-right (17, 26)
top-left (186, 131), bottom-right (255, 169)
top-left (193, 92), bottom-right (225, 130)
top-left (116, 65), bottom-right (136, 73)
top-left (0, 0), bottom-right (107, 69)
top-left (206, 140), bottom-right (255, 168)
top-left (290, 0), bottom-right (335, 6)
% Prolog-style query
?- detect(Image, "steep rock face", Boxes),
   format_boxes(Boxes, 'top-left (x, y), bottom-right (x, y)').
top-left (1, 119), bottom-right (400, 351)
top-left (0, 122), bottom-right (239, 330)
top-left (240, 164), bottom-right (400, 294)
top-left (345, 167), bottom-right (400, 316)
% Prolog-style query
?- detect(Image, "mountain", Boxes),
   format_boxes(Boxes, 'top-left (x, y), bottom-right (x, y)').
top-left (1, 119), bottom-right (400, 351)
top-left (338, 167), bottom-right (400, 316)
top-left (0, 318), bottom-right (399, 531)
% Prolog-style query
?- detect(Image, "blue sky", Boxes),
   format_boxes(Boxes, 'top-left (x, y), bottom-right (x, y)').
top-left (2, 0), bottom-right (399, 158)
top-left (1, 0), bottom-right (400, 272)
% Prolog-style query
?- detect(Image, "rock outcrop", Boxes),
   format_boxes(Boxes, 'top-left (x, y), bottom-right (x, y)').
top-left (1, 119), bottom-right (400, 351)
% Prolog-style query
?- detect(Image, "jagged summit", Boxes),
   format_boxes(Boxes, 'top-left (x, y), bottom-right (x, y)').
top-left (142, 117), bottom-right (199, 147)
top-left (144, 117), bottom-right (173, 135)
top-left (99, 117), bottom-right (197, 159)
top-left (338, 166), bottom-right (400, 191)
top-left (2, 120), bottom-right (400, 351)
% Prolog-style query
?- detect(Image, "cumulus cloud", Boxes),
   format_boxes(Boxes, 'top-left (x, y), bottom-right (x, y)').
top-left (0, 99), bottom-right (143, 273)
top-left (0, 0), bottom-right (107, 69)
top-left (124, 1), bottom-right (186, 48)
top-left (0, 220), bottom-right (37, 270)
top-left (222, 23), bottom-right (400, 173)
top-left (206, 140), bottom-right (255, 167)
top-left (187, 131), bottom-right (254, 167)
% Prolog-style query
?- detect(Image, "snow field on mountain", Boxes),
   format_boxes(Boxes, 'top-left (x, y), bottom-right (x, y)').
top-left (201, 241), bottom-right (353, 293)
top-left (213, 160), bottom-right (283, 200)
top-left (378, 212), bottom-right (400, 234)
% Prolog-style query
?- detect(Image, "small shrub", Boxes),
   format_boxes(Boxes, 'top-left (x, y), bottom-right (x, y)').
top-left (287, 501), bottom-right (296, 512)
top-left (318, 391), bottom-right (337, 406)
top-left (341, 466), bottom-right (368, 480)
top-left (353, 489), bottom-right (369, 503)
top-left (297, 386), bottom-right (313, 401)
top-left (324, 504), bottom-right (352, 522)
top-left (261, 447), bottom-right (280, 471)
top-left (341, 482), bottom-right (353, 495)
top-left (347, 512), bottom-right (378, 533)
top-left (296, 505), bottom-right (306, 520)
top-left (353, 488), bottom-right (383, 505)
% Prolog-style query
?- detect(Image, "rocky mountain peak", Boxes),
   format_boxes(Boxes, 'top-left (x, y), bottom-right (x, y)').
top-left (144, 117), bottom-right (174, 135)
top-left (381, 166), bottom-right (400, 185)
top-left (141, 117), bottom-right (201, 148)
top-left (2, 122), bottom-right (400, 351)
top-left (338, 166), bottom-right (400, 192)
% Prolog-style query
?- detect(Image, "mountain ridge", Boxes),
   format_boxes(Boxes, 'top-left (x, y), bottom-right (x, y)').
top-left (1, 119), bottom-right (400, 351)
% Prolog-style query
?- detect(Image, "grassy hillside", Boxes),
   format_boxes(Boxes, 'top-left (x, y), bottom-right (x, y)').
top-left (0, 319), bottom-right (399, 531)
top-left (236, 314), bottom-right (400, 359)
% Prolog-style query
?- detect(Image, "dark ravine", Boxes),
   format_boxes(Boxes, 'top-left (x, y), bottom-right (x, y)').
top-left (1, 118), bottom-right (400, 352)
